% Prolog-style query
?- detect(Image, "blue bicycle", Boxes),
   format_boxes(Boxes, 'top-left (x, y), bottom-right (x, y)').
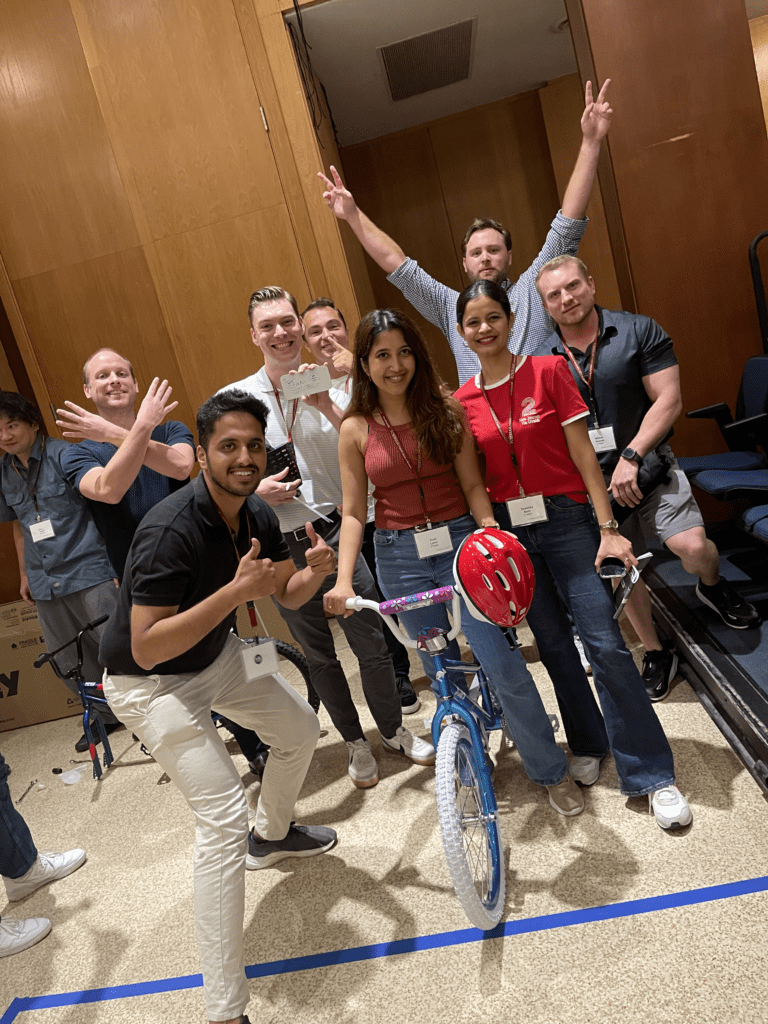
top-left (348, 584), bottom-right (506, 930)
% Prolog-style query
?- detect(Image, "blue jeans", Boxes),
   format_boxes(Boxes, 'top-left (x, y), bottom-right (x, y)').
top-left (494, 496), bottom-right (676, 797)
top-left (374, 513), bottom-right (567, 787)
top-left (0, 751), bottom-right (37, 883)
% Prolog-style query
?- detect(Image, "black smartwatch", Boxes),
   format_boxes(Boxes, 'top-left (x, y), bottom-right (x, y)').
top-left (621, 447), bottom-right (642, 465)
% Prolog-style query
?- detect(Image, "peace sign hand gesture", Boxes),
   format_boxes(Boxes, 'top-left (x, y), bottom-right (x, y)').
top-left (581, 79), bottom-right (613, 144)
top-left (318, 165), bottom-right (357, 221)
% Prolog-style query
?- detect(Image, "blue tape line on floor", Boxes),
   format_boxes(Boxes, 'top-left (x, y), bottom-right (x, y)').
top-left (4, 874), bottom-right (768, 1022)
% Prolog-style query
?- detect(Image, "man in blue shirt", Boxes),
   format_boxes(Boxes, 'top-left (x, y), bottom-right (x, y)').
top-left (57, 349), bottom-right (195, 580)
top-left (0, 392), bottom-right (120, 748)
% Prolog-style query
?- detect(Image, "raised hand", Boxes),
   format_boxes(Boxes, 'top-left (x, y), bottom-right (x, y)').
top-left (257, 465), bottom-right (301, 505)
top-left (56, 403), bottom-right (126, 443)
top-left (136, 378), bottom-right (178, 429)
top-left (328, 339), bottom-right (354, 377)
top-left (581, 79), bottom-right (613, 144)
top-left (304, 522), bottom-right (336, 577)
top-left (318, 165), bottom-right (357, 221)
top-left (233, 538), bottom-right (277, 600)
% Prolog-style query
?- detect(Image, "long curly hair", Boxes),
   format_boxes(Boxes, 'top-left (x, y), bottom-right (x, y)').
top-left (344, 308), bottom-right (465, 466)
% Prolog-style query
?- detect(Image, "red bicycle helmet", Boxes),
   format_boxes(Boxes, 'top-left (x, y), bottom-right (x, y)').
top-left (453, 528), bottom-right (535, 627)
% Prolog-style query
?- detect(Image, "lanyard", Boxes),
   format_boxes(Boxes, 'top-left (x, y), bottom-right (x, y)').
top-left (478, 358), bottom-right (525, 499)
top-left (378, 409), bottom-right (432, 528)
top-left (272, 387), bottom-right (299, 442)
top-left (562, 332), bottom-right (601, 425)
top-left (216, 505), bottom-right (253, 568)
top-left (11, 437), bottom-right (46, 519)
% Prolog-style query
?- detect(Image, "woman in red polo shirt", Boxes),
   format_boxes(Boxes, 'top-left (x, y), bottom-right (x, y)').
top-left (454, 279), bottom-right (691, 830)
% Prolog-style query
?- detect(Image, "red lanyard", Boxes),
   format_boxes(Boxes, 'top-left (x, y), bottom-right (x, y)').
top-left (562, 332), bottom-right (600, 424)
top-left (378, 409), bottom-right (432, 528)
top-left (478, 358), bottom-right (525, 498)
top-left (272, 387), bottom-right (298, 441)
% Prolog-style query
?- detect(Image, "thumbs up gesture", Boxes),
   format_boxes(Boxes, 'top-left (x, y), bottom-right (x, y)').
top-left (304, 522), bottom-right (336, 577)
top-left (234, 538), bottom-right (277, 599)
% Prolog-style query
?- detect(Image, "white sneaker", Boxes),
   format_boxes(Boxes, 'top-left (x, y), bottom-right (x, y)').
top-left (3, 849), bottom-right (86, 902)
top-left (381, 726), bottom-right (436, 765)
top-left (346, 739), bottom-right (378, 788)
top-left (649, 785), bottom-right (692, 830)
top-left (574, 636), bottom-right (592, 674)
top-left (570, 755), bottom-right (602, 786)
top-left (0, 917), bottom-right (51, 957)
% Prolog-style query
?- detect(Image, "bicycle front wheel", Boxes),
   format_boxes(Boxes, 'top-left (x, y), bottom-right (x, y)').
top-left (435, 722), bottom-right (505, 930)
top-left (266, 638), bottom-right (320, 714)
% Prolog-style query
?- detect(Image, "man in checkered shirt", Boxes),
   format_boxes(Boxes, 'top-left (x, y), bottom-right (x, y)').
top-left (319, 81), bottom-right (613, 386)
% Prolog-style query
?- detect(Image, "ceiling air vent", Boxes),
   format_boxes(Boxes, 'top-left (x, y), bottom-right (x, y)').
top-left (379, 19), bottom-right (476, 103)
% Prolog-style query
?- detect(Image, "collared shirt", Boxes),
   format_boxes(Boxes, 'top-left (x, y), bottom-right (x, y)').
top-left (386, 210), bottom-right (588, 386)
top-left (99, 474), bottom-right (289, 676)
top-left (219, 368), bottom-right (350, 533)
top-left (0, 435), bottom-right (113, 600)
top-left (533, 305), bottom-right (679, 476)
top-left (61, 420), bottom-right (195, 579)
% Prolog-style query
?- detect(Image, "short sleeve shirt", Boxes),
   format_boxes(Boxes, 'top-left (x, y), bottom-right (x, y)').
top-left (456, 356), bottom-right (590, 503)
top-left (533, 307), bottom-right (678, 476)
top-left (0, 435), bottom-right (113, 599)
top-left (219, 370), bottom-right (349, 533)
top-left (387, 211), bottom-right (588, 385)
top-left (98, 474), bottom-right (290, 676)
top-left (62, 421), bottom-right (195, 579)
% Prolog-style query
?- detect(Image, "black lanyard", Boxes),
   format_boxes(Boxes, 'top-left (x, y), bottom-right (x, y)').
top-left (477, 359), bottom-right (525, 498)
top-left (11, 437), bottom-right (46, 520)
top-left (216, 506), bottom-right (252, 568)
top-left (378, 410), bottom-right (432, 528)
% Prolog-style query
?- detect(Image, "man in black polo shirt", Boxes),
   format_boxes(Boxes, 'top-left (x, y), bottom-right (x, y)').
top-left (99, 389), bottom-right (337, 1024)
top-left (533, 256), bottom-right (760, 702)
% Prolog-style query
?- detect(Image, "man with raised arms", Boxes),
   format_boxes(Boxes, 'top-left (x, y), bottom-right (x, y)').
top-left (319, 80), bottom-right (613, 385)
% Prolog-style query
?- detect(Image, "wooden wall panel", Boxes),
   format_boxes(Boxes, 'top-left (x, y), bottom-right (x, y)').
top-left (340, 128), bottom-right (463, 387)
top-left (749, 15), bottom-right (768, 133)
top-left (12, 248), bottom-right (196, 434)
top-left (75, 0), bottom-right (283, 243)
top-left (429, 92), bottom-right (561, 284)
top-left (539, 73), bottom-right (622, 312)
top-left (0, 0), bottom-right (138, 281)
top-left (574, 0), bottom-right (768, 458)
top-left (147, 205), bottom-right (312, 410)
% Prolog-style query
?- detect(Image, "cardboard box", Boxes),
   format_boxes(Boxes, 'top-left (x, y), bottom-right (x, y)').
top-left (0, 601), bottom-right (82, 732)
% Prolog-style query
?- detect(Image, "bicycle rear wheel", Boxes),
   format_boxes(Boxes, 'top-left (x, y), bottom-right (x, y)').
top-left (266, 638), bottom-right (320, 714)
top-left (435, 722), bottom-right (504, 930)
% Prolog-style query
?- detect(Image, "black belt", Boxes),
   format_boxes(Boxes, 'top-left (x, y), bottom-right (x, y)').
top-left (285, 508), bottom-right (341, 543)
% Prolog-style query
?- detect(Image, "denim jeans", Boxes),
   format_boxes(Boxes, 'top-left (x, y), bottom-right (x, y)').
top-left (374, 513), bottom-right (567, 787)
top-left (494, 496), bottom-right (676, 797)
top-left (0, 750), bottom-right (38, 883)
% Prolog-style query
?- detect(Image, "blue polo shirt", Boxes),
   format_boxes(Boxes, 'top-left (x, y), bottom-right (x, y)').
top-left (62, 420), bottom-right (195, 580)
top-left (0, 435), bottom-right (113, 599)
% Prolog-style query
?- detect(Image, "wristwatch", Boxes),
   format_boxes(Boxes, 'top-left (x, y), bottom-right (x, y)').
top-left (621, 447), bottom-right (642, 464)
top-left (598, 518), bottom-right (620, 531)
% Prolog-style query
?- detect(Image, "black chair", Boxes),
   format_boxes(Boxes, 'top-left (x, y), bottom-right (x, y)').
top-left (678, 355), bottom-right (768, 476)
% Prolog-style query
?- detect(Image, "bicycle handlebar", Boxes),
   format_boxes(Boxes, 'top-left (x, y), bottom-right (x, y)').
top-left (345, 586), bottom-right (461, 649)
top-left (33, 614), bottom-right (111, 670)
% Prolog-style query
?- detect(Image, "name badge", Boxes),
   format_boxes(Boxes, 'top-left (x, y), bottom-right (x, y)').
top-left (30, 519), bottom-right (55, 542)
top-left (414, 525), bottom-right (452, 559)
top-left (239, 639), bottom-right (280, 682)
top-left (506, 493), bottom-right (548, 527)
top-left (589, 426), bottom-right (617, 453)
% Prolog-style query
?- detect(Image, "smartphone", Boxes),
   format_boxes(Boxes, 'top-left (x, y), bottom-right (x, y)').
top-left (280, 364), bottom-right (332, 400)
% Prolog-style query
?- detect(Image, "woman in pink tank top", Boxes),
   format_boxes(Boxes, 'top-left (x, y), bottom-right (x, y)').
top-left (323, 308), bottom-right (584, 817)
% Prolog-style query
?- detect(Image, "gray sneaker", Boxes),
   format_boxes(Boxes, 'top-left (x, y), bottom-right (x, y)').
top-left (246, 822), bottom-right (337, 870)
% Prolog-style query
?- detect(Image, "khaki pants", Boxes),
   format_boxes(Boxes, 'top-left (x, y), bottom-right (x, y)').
top-left (104, 632), bottom-right (320, 1021)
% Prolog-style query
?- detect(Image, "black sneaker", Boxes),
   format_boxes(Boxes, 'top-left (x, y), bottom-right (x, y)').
top-left (642, 647), bottom-right (678, 702)
top-left (695, 578), bottom-right (761, 630)
top-left (246, 822), bottom-right (337, 870)
top-left (396, 674), bottom-right (420, 714)
top-left (247, 752), bottom-right (269, 778)
top-left (74, 721), bottom-right (122, 753)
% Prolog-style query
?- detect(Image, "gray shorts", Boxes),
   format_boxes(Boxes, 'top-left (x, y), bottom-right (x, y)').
top-left (618, 446), bottom-right (705, 551)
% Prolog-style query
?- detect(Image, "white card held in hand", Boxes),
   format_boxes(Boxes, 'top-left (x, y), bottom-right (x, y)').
top-left (280, 364), bottom-right (333, 399)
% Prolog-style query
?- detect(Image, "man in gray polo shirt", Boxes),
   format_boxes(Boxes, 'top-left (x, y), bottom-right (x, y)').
top-left (533, 256), bottom-right (760, 701)
top-left (220, 287), bottom-right (434, 790)
top-left (0, 392), bottom-right (120, 748)
top-left (319, 80), bottom-right (613, 385)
